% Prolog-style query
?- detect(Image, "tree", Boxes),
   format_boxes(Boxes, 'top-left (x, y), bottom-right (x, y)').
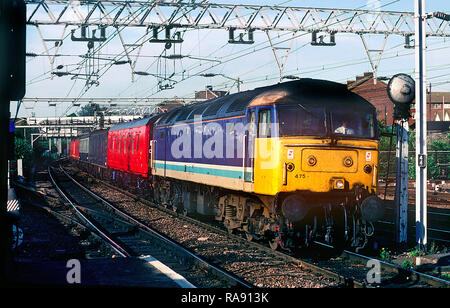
top-left (14, 136), bottom-right (34, 177)
top-left (408, 132), bottom-right (449, 180)
top-left (377, 120), bottom-right (396, 179)
top-left (77, 103), bottom-right (106, 116)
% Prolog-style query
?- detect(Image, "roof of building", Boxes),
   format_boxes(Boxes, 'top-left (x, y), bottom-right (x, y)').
top-left (429, 92), bottom-right (450, 103)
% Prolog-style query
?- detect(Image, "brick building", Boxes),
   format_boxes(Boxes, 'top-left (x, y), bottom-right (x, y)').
top-left (346, 72), bottom-right (395, 125)
top-left (195, 85), bottom-right (228, 99)
top-left (410, 92), bottom-right (450, 123)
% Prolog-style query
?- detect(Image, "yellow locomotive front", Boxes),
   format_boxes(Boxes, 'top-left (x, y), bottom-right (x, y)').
top-left (247, 82), bottom-right (384, 251)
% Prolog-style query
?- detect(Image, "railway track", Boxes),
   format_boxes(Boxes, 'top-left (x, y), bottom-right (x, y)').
top-left (48, 164), bottom-right (252, 288)
top-left (380, 187), bottom-right (449, 207)
top-left (63, 162), bottom-right (450, 288)
top-left (311, 242), bottom-right (450, 288)
top-left (374, 201), bottom-right (450, 244)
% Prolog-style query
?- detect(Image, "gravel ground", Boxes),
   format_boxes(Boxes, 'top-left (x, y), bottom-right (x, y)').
top-left (13, 170), bottom-right (119, 262)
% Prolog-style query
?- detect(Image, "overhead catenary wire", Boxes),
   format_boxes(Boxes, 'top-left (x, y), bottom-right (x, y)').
top-left (21, 0), bottom-right (450, 118)
top-left (134, 0), bottom-right (409, 99)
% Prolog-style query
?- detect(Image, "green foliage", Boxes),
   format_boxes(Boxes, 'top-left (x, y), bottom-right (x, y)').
top-left (77, 103), bottom-right (106, 116)
top-left (428, 241), bottom-right (438, 255)
top-left (427, 134), bottom-right (450, 179)
top-left (408, 130), bottom-right (416, 179)
top-left (407, 248), bottom-right (423, 258)
top-left (377, 120), bottom-right (399, 180)
top-left (14, 137), bottom-right (34, 176)
top-left (408, 133), bottom-right (450, 179)
top-left (380, 247), bottom-right (392, 262)
top-left (14, 137), bottom-right (33, 160)
top-left (402, 260), bottom-right (414, 269)
top-left (378, 120), bottom-right (450, 180)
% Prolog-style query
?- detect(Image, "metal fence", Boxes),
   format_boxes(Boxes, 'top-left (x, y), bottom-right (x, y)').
top-left (379, 150), bottom-right (450, 180)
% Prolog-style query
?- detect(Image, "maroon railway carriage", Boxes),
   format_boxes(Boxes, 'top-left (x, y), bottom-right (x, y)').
top-left (69, 138), bottom-right (80, 160)
top-left (107, 116), bottom-right (160, 180)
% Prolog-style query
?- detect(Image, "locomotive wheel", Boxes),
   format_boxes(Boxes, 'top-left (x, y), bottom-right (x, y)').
top-left (330, 205), bottom-right (348, 252)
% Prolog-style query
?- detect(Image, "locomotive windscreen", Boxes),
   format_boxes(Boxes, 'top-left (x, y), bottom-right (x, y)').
top-left (278, 105), bottom-right (327, 137)
top-left (277, 104), bottom-right (376, 139)
top-left (331, 109), bottom-right (376, 139)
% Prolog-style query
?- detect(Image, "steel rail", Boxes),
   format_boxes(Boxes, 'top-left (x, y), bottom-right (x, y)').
top-left (68, 162), bottom-right (450, 288)
top-left (314, 241), bottom-right (450, 288)
top-left (48, 165), bottom-right (130, 257)
top-left (57, 165), bottom-right (253, 288)
top-left (67, 165), bottom-right (367, 288)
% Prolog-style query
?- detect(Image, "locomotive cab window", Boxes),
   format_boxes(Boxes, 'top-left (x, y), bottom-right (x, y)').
top-left (258, 109), bottom-right (272, 138)
top-left (331, 110), bottom-right (376, 139)
top-left (278, 105), bottom-right (326, 137)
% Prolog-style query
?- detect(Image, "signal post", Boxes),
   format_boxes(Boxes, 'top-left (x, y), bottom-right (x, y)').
top-left (386, 74), bottom-right (415, 246)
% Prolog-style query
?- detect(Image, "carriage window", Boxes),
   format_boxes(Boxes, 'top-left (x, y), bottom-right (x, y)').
top-left (258, 109), bottom-right (272, 138)
top-left (278, 105), bottom-right (326, 137)
top-left (331, 110), bottom-right (375, 139)
top-left (131, 133), bottom-right (135, 154)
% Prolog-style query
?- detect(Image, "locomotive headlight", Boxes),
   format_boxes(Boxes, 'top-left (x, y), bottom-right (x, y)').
top-left (307, 155), bottom-right (317, 166)
top-left (286, 162), bottom-right (295, 172)
top-left (335, 179), bottom-right (344, 189)
top-left (343, 156), bottom-right (353, 167)
top-left (331, 178), bottom-right (345, 189)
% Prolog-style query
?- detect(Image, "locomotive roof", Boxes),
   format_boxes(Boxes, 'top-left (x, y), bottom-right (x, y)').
top-left (108, 114), bottom-right (161, 132)
top-left (155, 78), bottom-right (375, 127)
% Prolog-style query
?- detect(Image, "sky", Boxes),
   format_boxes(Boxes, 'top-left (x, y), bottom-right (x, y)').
top-left (12, 0), bottom-right (450, 118)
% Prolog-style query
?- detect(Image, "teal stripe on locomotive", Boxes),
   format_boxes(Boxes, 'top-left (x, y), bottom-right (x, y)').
top-left (154, 162), bottom-right (244, 179)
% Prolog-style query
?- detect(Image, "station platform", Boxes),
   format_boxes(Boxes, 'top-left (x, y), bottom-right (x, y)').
top-left (10, 257), bottom-right (194, 287)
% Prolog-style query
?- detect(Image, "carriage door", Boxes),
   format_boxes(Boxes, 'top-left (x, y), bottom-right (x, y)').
top-left (244, 110), bottom-right (256, 182)
top-left (125, 133), bottom-right (132, 172)
top-left (149, 138), bottom-right (155, 174)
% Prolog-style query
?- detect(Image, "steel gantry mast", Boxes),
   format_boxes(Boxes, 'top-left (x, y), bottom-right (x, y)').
top-left (25, 1), bottom-right (450, 36)
top-left (25, 1), bottom-right (450, 85)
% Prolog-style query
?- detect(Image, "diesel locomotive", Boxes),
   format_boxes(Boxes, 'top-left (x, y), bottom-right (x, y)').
top-left (70, 78), bottom-right (384, 251)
